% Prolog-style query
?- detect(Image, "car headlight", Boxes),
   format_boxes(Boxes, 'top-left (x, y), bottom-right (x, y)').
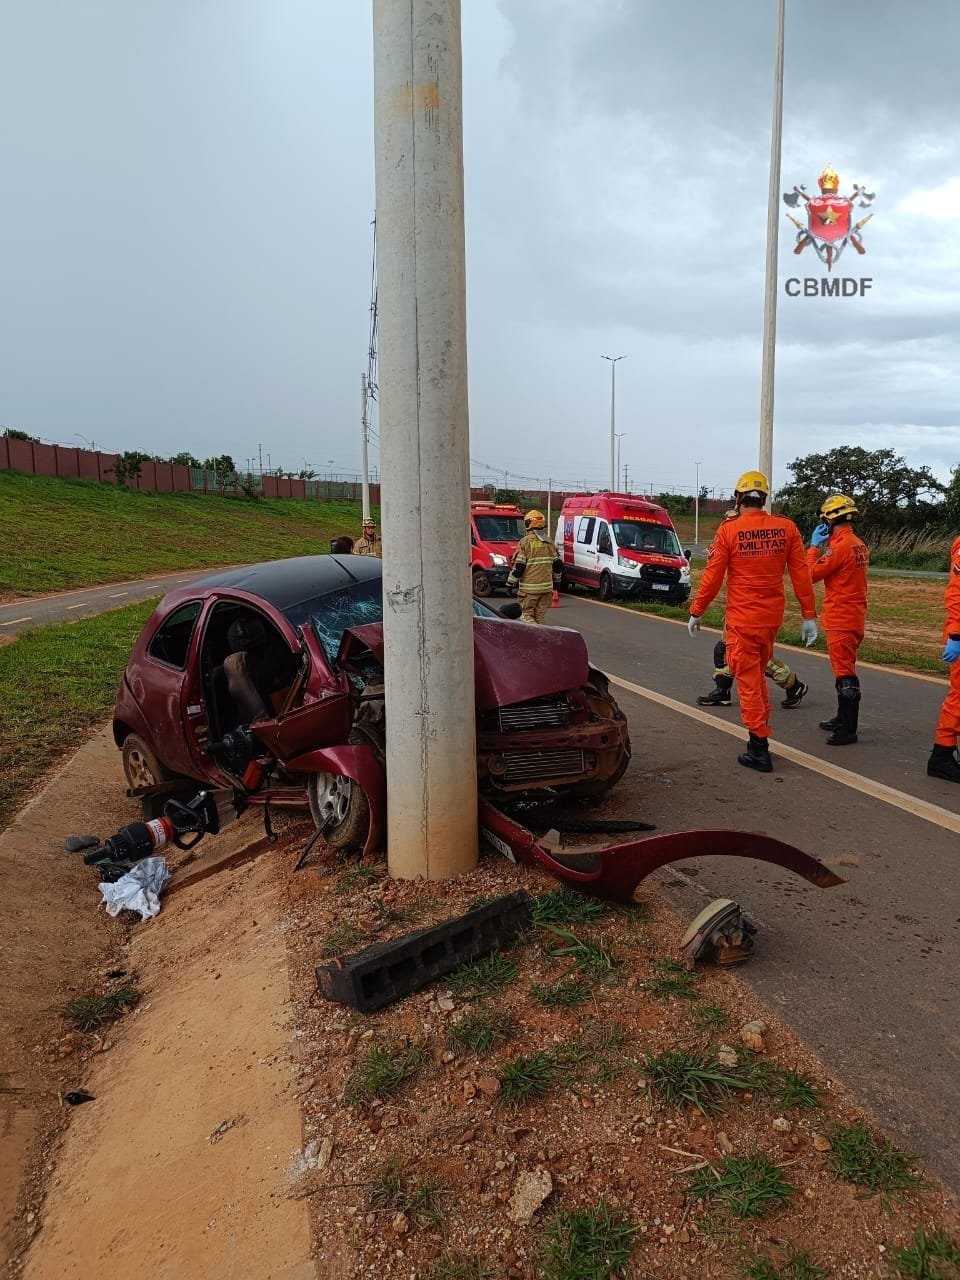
top-left (490, 554), bottom-right (507, 566)
top-left (617, 553), bottom-right (636, 569)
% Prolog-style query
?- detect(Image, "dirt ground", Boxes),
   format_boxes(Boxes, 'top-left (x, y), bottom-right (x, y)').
top-left (3, 737), bottom-right (958, 1279)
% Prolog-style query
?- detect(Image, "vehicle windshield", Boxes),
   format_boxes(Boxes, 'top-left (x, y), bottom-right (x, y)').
top-left (612, 521), bottom-right (681, 556)
top-left (474, 515), bottom-right (524, 542)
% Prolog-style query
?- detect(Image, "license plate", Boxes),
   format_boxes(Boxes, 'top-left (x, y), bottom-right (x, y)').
top-left (651, 582), bottom-right (670, 592)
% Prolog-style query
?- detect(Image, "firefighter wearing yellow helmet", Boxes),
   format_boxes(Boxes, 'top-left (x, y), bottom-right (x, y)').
top-left (807, 493), bottom-right (868, 745)
top-left (507, 509), bottom-right (562, 624)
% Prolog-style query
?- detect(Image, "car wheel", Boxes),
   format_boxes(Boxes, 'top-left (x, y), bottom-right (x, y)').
top-left (121, 734), bottom-right (173, 791)
top-left (598, 573), bottom-right (614, 602)
top-left (472, 571), bottom-right (493, 598)
top-left (308, 771), bottom-right (370, 853)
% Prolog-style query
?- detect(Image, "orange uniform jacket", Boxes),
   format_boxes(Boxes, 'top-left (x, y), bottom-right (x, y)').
top-left (690, 510), bottom-right (816, 627)
top-left (943, 536), bottom-right (960, 639)
top-left (806, 526), bottom-right (868, 631)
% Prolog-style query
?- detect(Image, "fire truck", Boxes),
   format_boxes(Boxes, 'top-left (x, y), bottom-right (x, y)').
top-left (556, 492), bottom-right (691, 603)
top-left (469, 500), bottom-right (525, 597)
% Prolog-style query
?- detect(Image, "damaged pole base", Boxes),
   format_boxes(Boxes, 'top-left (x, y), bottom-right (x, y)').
top-left (680, 898), bottom-right (757, 966)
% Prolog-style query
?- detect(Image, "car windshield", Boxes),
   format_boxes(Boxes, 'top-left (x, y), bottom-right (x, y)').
top-left (612, 521), bottom-right (681, 556)
top-left (474, 515), bottom-right (524, 542)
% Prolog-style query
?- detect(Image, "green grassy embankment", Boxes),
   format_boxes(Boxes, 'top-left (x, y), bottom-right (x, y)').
top-left (0, 470), bottom-right (374, 599)
top-left (0, 600), bottom-right (158, 829)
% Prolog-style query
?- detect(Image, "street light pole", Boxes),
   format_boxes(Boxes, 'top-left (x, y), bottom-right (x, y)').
top-left (616, 433), bottom-right (627, 492)
top-left (373, 0), bottom-right (477, 880)
top-left (759, 0), bottom-right (785, 490)
top-left (601, 355), bottom-right (625, 490)
top-left (694, 460), bottom-right (703, 545)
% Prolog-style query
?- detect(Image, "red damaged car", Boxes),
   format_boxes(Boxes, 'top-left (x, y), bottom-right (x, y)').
top-left (113, 555), bottom-right (631, 856)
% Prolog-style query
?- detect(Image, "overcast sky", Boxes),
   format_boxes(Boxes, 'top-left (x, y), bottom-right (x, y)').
top-left (1, 1), bottom-right (958, 495)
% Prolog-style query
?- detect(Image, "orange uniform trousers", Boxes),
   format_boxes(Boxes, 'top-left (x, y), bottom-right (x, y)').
top-left (935, 660), bottom-right (960, 748)
top-left (725, 625), bottom-right (779, 738)
top-left (826, 630), bottom-right (863, 680)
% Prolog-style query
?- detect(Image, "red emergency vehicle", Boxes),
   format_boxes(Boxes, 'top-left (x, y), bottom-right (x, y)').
top-left (557, 492), bottom-right (691, 603)
top-left (470, 500), bottom-right (525, 597)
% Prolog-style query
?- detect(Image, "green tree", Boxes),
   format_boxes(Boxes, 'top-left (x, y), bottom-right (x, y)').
top-left (777, 446), bottom-right (944, 530)
top-left (657, 492), bottom-right (693, 517)
top-left (108, 450), bottom-right (154, 486)
top-left (3, 427), bottom-right (36, 442)
top-left (168, 451), bottom-right (201, 468)
top-left (201, 454), bottom-right (237, 495)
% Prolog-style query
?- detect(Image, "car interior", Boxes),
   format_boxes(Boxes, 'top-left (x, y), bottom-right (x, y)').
top-left (201, 602), bottom-right (305, 735)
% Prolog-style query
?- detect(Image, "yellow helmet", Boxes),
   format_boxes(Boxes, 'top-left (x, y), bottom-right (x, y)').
top-left (524, 509), bottom-right (546, 529)
top-left (733, 471), bottom-right (770, 498)
top-left (819, 493), bottom-right (858, 521)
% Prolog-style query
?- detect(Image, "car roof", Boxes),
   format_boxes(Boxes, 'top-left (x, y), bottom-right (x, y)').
top-left (193, 555), bottom-right (382, 616)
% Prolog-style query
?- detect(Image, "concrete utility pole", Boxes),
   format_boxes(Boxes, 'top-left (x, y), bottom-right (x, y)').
top-left (373, 0), bottom-right (477, 880)
top-left (759, 0), bottom-right (785, 489)
top-left (360, 372), bottom-right (371, 522)
top-left (602, 355), bottom-right (625, 490)
top-left (694, 460), bottom-right (703, 544)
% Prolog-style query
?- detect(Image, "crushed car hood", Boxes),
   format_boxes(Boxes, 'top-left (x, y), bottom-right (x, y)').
top-left (339, 618), bottom-right (591, 710)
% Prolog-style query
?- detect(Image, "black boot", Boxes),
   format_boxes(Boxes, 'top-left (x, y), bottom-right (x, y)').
top-left (781, 678), bottom-right (808, 709)
top-left (826, 677), bottom-right (860, 745)
top-left (927, 743), bottom-right (960, 782)
top-left (697, 675), bottom-right (733, 707)
top-left (818, 695), bottom-right (842, 732)
top-left (738, 733), bottom-right (773, 773)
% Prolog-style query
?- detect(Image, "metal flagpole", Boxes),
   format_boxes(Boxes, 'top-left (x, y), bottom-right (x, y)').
top-left (759, 0), bottom-right (785, 490)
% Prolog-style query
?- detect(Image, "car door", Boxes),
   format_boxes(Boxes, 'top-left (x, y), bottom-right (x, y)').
top-left (575, 516), bottom-right (597, 584)
top-left (596, 521), bottom-right (614, 576)
top-left (142, 599), bottom-right (205, 776)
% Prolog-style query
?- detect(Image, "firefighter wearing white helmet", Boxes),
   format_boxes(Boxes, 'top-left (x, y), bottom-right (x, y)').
top-left (507, 509), bottom-right (563, 624)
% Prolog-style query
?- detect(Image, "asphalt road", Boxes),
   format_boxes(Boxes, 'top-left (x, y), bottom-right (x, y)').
top-left (550, 593), bottom-right (959, 1190)
top-left (0, 569), bottom-right (221, 634)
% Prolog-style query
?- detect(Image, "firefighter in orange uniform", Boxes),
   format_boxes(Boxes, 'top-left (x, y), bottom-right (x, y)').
top-left (507, 509), bottom-right (562, 624)
top-left (806, 494), bottom-right (868, 745)
top-left (927, 534), bottom-right (960, 783)
top-left (688, 471), bottom-right (818, 772)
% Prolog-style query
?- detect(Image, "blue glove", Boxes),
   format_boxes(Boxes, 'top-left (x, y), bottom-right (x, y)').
top-left (942, 638), bottom-right (960, 664)
top-left (810, 522), bottom-right (830, 549)
top-left (801, 618), bottom-right (818, 647)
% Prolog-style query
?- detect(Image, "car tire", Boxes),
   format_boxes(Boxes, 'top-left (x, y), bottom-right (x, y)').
top-left (121, 733), bottom-right (173, 791)
top-left (472, 571), bottom-right (493, 598)
top-left (598, 573), bottom-right (614, 602)
top-left (308, 770), bottom-right (371, 853)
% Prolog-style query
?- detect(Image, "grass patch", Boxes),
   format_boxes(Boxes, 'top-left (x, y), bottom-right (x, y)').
top-left (689, 1003), bottom-right (731, 1033)
top-left (742, 1248), bottom-right (830, 1279)
top-left (740, 1061), bottom-right (822, 1110)
top-left (497, 1051), bottom-right (558, 1104)
top-left (319, 922), bottom-right (364, 958)
top-left (827, 1121), bottom-right (929, 1206)
top-left (0, 470), bottom-right (374, 597)
top-left (688, 1154), bottom-right (796, 1219)
top-left (426, 1255), bottom-right (495, 1280)
top-left (449, 1008), bottom-right (516, 1055)
top-left (334, 863), bottom-right (387, 893)
top-left (448, 953), bottom-right (520, 1000)
top-left (368, 1160), bottom-right (446, 1229)
top-left (0, 600), bottom-right (157, 829)
top-left (643, 1048), bottom-right (751, 1115)
top-left (343, 1044), bottom-right (424, 1106)
top-left (531, 978), bottom-right (593, 1009)
top-left (63, 984), bottom-right (140, 1031)
top-left (540, 926), bottom-right (622, 982)
top-left (532, 888), bottom-right (608, 926)
top-left (889, 1229), bottom-right (960, 1278)
top-left (540, 1203), bottom-right (638, 1280)
top-left (646, 958), bottom-right (701, 1001)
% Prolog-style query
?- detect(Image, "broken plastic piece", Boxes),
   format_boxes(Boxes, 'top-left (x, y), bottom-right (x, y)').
top-left (64, 835), bottom-right (100, 854)
top-left (63, 1090), bottom-right (95, 1106)
top-left (680, 898), bottom-right (757, 966)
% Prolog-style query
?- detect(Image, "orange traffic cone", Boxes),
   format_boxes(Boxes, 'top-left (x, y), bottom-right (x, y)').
top-left (551, 588), bottom-right (560, 608)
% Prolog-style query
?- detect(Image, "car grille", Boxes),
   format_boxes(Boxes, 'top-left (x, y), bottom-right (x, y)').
top-left (498, 696), bottom-right (571, 732)
top-left (501, 749), bottom-right (586, 783)
top-left (639, 564), bottom-right (680, 583)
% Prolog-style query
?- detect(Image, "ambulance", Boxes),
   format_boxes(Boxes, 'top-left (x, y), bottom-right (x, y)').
top-left (469, 500), bottom-right (525, 597)
top-left (556, 491), bottom-right (691, 603)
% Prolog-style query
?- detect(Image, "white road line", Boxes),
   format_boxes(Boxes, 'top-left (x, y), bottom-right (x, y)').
top-left (607, 671), bottom-right (960, 836)
top-left (66, 603), bottom-right (86, 611)
top-left (109, 591), bottom-right (129, 598)
top-left (0, 616), bottom-right (31, 626)
top-left (576, 596), bottom-right (948, 686)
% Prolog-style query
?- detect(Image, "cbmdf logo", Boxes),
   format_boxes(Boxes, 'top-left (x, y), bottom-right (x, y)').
top-left (782, 167), bottom-right (876, 296)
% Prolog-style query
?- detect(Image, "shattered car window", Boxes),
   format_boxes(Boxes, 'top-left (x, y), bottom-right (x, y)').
top-left (310, 579), bottom-right (384, 661)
